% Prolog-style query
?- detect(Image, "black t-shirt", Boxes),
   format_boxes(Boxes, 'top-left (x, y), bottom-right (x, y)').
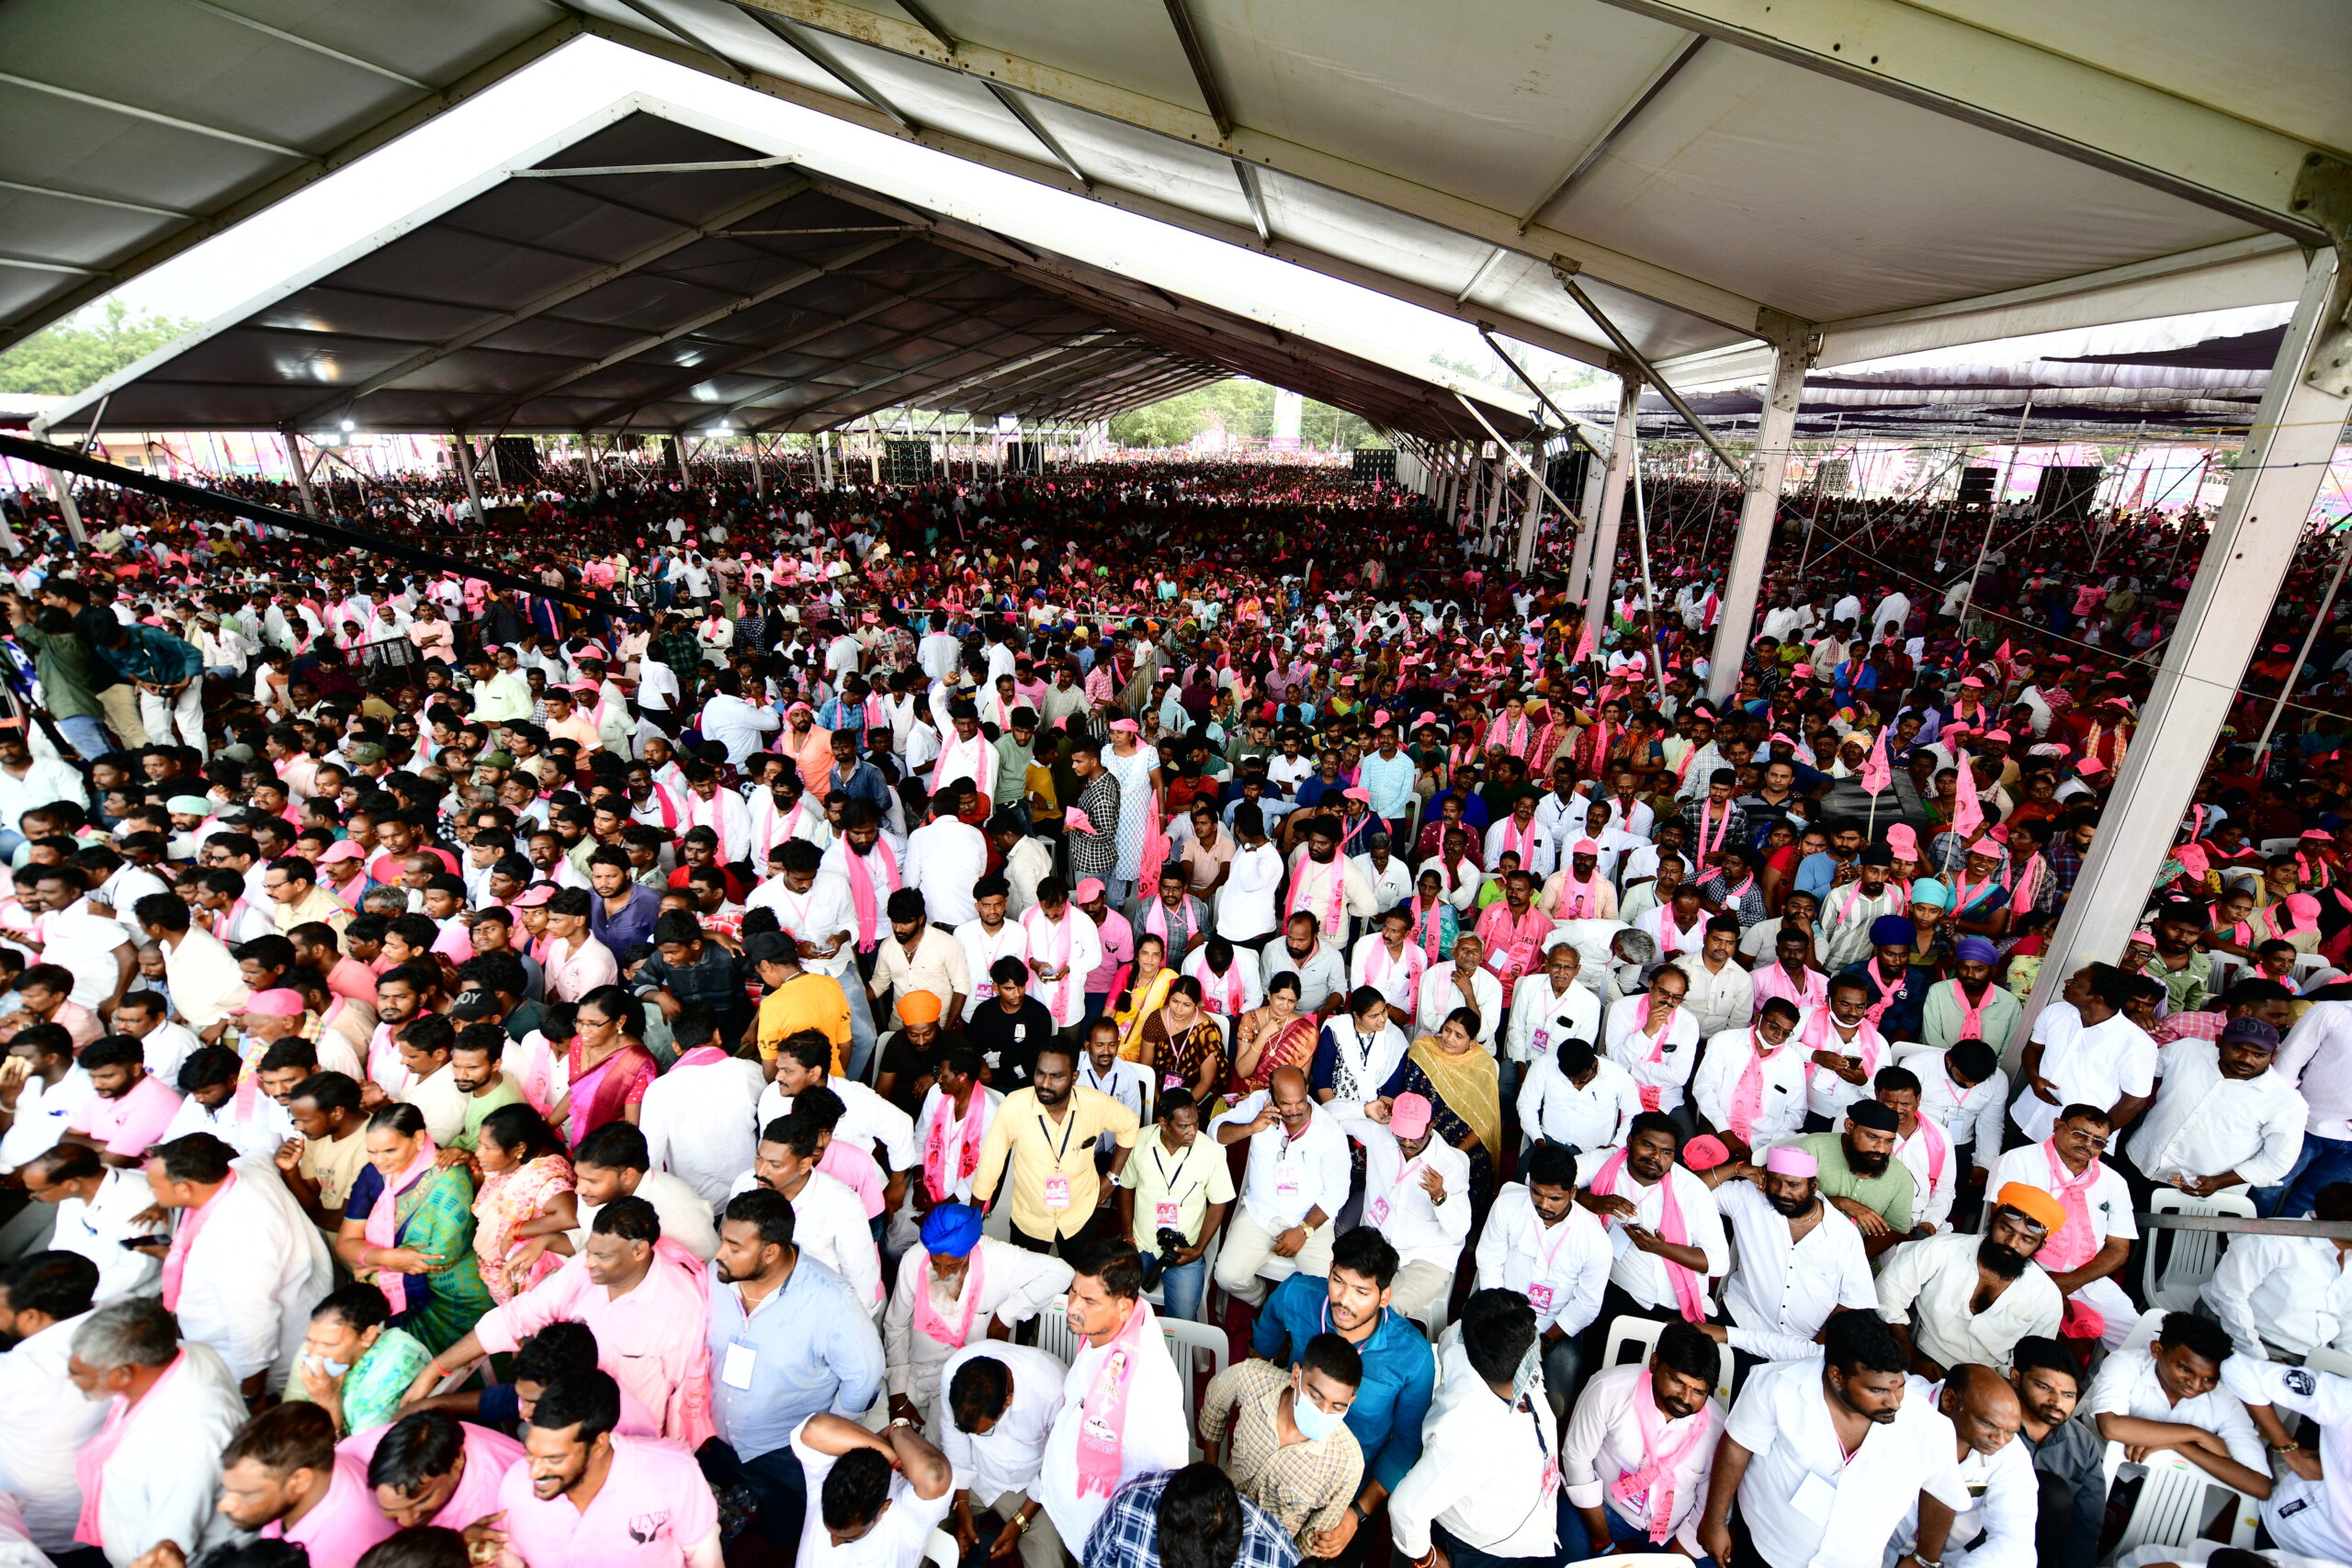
top-left (967, 998), bottom-right (1058, 1089)
top-left (875, 1026), bottom-right (967, 1112)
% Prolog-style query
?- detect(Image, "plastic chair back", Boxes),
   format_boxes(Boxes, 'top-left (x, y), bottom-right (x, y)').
top-left (2142, 1188), bottom-right (2255, 1313)
top-left (1601, 1314), bottom-right (1665, 1372)
top-left (924, 1529), bottom-right (958, 1568)
top-left (1036, 1293), bottom-right (1080, 1364)
top-left (2098, 1441), bottom-right (2260, 1562)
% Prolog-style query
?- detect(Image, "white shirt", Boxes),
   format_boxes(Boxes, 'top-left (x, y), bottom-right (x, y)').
top-left (1603, 994), bottom-right (1702, 1113)
top-left (1216, 842), bottom-right (1283, 941)
top-left (86, 1337), bottom-right (249, 1568)
top-left (1506, 974), bottom-right (1601, 1066)
top-left (1990, 1142), bottom-right (2138, 1258)
top-left (40, 899), bottom-right (131, 1010)
top-left (2082, 1346), bottom-right (2267, 1475)
top-left (48, 1166), bottom-right (167, 1303)
top-left (2221, 1353), bottom-right (2352, 1564)
top-left (0, 756), bottom-right (88, 836)
top-left (0, 1309), bottom-right (107, 1550)
top-left (762, 1077), bottom-right (920, 1174)
top-left (1560, 1363), bottom-right (1721, 1554)
top-left (1020, 907), bottom-right (1102, 1029)
top-left (2202, 1233), bottom-right (2352, 1358)
top-left (882, 1246), bottom-right (1074, 1403)
top-left (1894, 1121), bottom-right (1960, 1233)
top-left (1416, 964), bottom-right (1504, 1048)
top-left (698, 694), bottom-right (782, 766)
top-left (133, 1021), bottom-right (201, 1087)
top-left (1039, 1302), bottom-right (1188, 1545)
top-left (1182, 949), bottom-right (1262, 1022)
top-left (160, 1089), bottom-right (297, 1165)
top-left (2279, 999), bottom-right (2352, 1140)
top-left (1483, 817), bottom-right (1557, 879)
top-left (1572, 1147), bottom-right (1730, 1313)
top-left (935, 1341), bottom-right (1068, 1498)
top-left (789, 1416), bottom-right (955, 1568)
top-left (953, 919), bottom-right (1031, 1021)
top-left (1473, 1181), bottom-right (1611, 1335)
top-left (1874, 1231), bottom-right (2063, 1373)
top-left (1212, 1089), bottom-right (1352, 1234)
top-left (0, 1065), bottom-right (91, 1172)
top-left (1913, 1049), bottom-right (2009, 1169)
top-left (639, 1053), bottom-right (764, 1205)
top-left (1690, 1029), bottom-right (1811, 1148)
top-left (2013, 1001), bottom-right (2156, 1144)
top-left (906, 818), bottom-right (989, 930)
top-left (1886, 1382), bottom-right (2037, 1568)
top-left (748, 870), bottom-right (861, 977)
top-left (1354, 851), bottom-right (1413, 915)
top-left (1389, 1377), bottom-right (1561, 1561)
top-left (1350, 934), bottom-right (1427, 1014)
top-left (729, 1167), bottom-right (879, 1310)
top-left (678, 785), bottom-right (754, 866)
top-left (171, 1156), bottom-right (334, 1386)
top-left (1715, 1180), bottom-right (1877, 1361)
top-left (1329, 1102), bottom-right (1471, 1273)
top-left (910, 1084), bottom-right (1001, 1204)
top-left (1680, 955), bottom-right (1754, 1041)
top-left (1517, 1052), bottom-right (1642, 1154)
top-left (1726, 1357), bottom-right (1967, 1568)
top-left (571, 1168), bottom-right (721, 1262)
top-left (2124, 1038), bottom-right (2307, 1187)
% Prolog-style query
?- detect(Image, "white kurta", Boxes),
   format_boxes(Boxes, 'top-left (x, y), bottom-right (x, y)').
top-left (639, 1053), bottom-right (764, 1205)
top-left (171, 1157), bottom-right (333, 1389)
top-left (1038, 1301), bottom-right (1189, 1546)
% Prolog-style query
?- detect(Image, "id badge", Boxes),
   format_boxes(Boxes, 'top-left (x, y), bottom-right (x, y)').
top-left (1532, 1026), bottom-right (1551, 1053)
top-left (1365, 1195), bottom-right (1390, 1226)
top-left (1163, 1072), bottom-right (1185, 1090)
top-left (1527, 1282), bottom-right (1555, 1312)
top-left (1043, 1174), bottom-right (1071, 1209)
top-left (721, 1342), bottom-right (756, 1390)
top-left (1155, 1200), bottom-right (1181, 1227)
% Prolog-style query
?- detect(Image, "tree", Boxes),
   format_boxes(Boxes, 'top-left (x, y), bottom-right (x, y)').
top-left (1109, 377), bottom-right (1382, 449)
top-left (0, 300), bottom-right (198, 397)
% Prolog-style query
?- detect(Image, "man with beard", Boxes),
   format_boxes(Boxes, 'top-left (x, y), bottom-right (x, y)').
top-left (1697, 1145), bottom-right (1875, 1376)
top-left (1697, 1310), bottom-right (1965, 1568)
top-left (496, 1367), bottom-right (723, 1567)
top-left (2007, 1337), bottom-right (2104, 1568)
top-left (1558, 1320), bottom-right (1724, 1559)
top-left (1283, 815), bottom-right (1377, 954)
top-left (1793, 1098), bottom-right (1916, 1258)
top-left (1883, 1364), bottom-right (2033, 1568)
top-left (1990, 1102), bottom-right (2138, 1347)
top-left (1873, 1184), bottom-right (2064, 1377)
top-left (972, 1041), bottom-right (1139, 1258)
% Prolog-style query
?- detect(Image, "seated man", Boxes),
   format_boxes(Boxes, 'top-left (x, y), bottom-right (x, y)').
top-left (1326, 1091), bottom-right (1470, 1328)
top-left (1912, 1039), bottom-right (2007, 1230)
top-left (1792, 1098), bottom-right (1916, 1258)
top-left (1874, 1183), bottom-right (2065, 1377)
top-left (1573, 1112), bottom-right (1730, 1334)
top-left (1883, 1364), bottom-right (2035, 1568)
top-left (788, 1410), bottom-right (956, 1566)
top-left (1697, 1145), bottom-right (1874, 1372)
top-left (939, 1344), bottom-right (1071, 1568)
top-left (1690, 997), bottom-right (1810, 1161)
top-left (2010, 1336), bottom-right (2105, 1568)
top-left (1878, 1066), bottom-right (1957, 1235)
top-left (1557, 1320), bottom-right (1724, 1561)
top-left (1472, 1141), bottom-right (1611, 1417)
top-left (1517, 1035), bottom-right (1643, 1157)
top-left (2223, 1348), bottom-right (2352, 1566)
top-left (2079, 1311), bottom-right (2270, 1501)
top-left (1991, 1103), bottom-right (2137, 1347)
top-left (2202, 1180), bottom-right (2352, 1359)
top-left (2124, 1016), bottom-right (2306, 1203)
top-left (1198, 1331), bottom-right (1366, 1554)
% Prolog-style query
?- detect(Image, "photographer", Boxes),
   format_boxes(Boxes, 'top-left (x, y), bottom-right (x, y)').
top-left (1115, 1086), bottom-right (1234, 1323)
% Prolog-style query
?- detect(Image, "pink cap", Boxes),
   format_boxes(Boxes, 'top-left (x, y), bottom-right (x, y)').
top-left (1764, 1145), bottom-right (1819, 1177)
top-left (318, 840), bottom-right (365, 864)
top-left (1683, 1134), bottom-right (1730, 1171)
top-left (241, 987), bottom-right (306, 1018)
top-left (1388, 1092), bottom-right (1433, 1140)
top-left (1885, 824), bottom-right (1919, 860)
top-left (1074, 877), bottom-right (1106, 902)
top-left (1572, 838), bottom-right (1600, 855)
top-left (1342, 787), bottom-right (1372, 803)
top-left (1791, 663), bottom-right (1815, 678)
top-left (1984, 728), bottom-right (2013, 743)
top-left (1969, 836), bottom-right (2004, 856)
top-left (1959, 676), bottom-right (1985, 688)
top-left (508, 883), bottom-right (557, 909)
top-left (2078, 756), bottom-right (2109, 776)
top-left (2129, 929), bottom-right (2158, 946)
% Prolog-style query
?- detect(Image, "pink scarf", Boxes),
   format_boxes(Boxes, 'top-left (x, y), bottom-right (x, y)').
top-left (911, 1247), bottom-right (987, 1349)
top-left (1202, 958), bottom-right (1246, 1017)
top-left (74, 1352), bottom-right (188, 1548)
top-left (1799, 1007), bottom-right (1883, 1097)
top-left (365, 1136), bottom-right (440, 1314)
top-left (1365, 940), bottom-right (1419, 1010)
top-left (845, 840), bottom-right (902, 948)
top-left (1030, 909), bottom-right (1077, 1018)
top-left (1074, 1297), bottom-right (1157, 1499)
top-left (923, 1089), bottom-right (987, 1203)
top-left (1693, 798), bottom-right (1732, 861)
top-left (1609, 1369), bottom-right (1718, 1543)
top-left (1557, 867), bottom-right (1603, 919)
top-left (1943, 979), bottom-right (1992, 1043)
top-left (1858, 960), bottom-right (1906, 1030)
top-left (1287, 852), bottom-right (1345, 938)
top-left (1589, 1147), bottom-right (1706, 1324)
top-left (161, 1170), bottom-right (236, 1310)
top-left (2037, 1139), bottom-right (2104, 1273)
top-left (1908, 1115), bottom-right (1949, 1192)
top-left (1727, 1034), bottom-right (1788, 1144)
top-left (1412, 896), bottom-right (1447, 966)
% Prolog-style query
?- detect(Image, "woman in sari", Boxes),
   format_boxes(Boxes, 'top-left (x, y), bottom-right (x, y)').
top-left (1112, 934), bottom-right (1179, 1059)
top-left (1388, 1007), bottom-right (1502, 1211)
top-left (1135, 975), bottom-right (1227, 1108)
top-left (551, 985), bottom-right (658, 1145)
top-left (288, 1282), bottom-right (432, 1437)
top-left (334, 1103), bottom-right (496, 1356)
top-left (1408, 868), bottom-right (1459, 965)
top-left (469, 1102), bottom-right (578, 1305)
top-left (1232, 972), bottom-right (1317, 1095)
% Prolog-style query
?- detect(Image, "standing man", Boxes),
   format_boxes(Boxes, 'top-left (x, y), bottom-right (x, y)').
top-left (971, 1041), bottom-right (1139, 1258)
top-left (940, 1341), bottom-right (1074, 1568)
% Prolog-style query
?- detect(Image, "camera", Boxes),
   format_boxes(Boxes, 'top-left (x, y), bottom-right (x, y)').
top-left (1137, 1225), bottom-right (1189, 1291)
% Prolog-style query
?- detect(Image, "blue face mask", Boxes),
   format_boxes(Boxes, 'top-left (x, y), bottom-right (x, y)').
top-left (1292, 1382), bottom-right (1347, 1442)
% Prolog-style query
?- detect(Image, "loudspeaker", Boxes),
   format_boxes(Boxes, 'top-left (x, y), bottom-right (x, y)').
top-left (492, 436), bottom-right (540, 485)
top-left (2034, 465), bottom-right (2103, 521)
top-left (884, 439), bottom-right (933, 485)
top-left (1958, 467), bottom-right (1996, 506)
top-left (1351, 449), bottom-right (1396, 482)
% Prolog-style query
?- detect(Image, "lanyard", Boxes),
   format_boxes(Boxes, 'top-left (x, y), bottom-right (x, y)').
top-left (1037, 1110), bottom-right (1079, 1168)
top-left (1150, 1142), bottom-right (1203, 1206)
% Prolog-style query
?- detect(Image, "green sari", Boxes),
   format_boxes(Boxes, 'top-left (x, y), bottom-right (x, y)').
top-left (374, 1162), bottom-right (497, 1355)
top-left (284, 1325), bottom-right (433, 1435)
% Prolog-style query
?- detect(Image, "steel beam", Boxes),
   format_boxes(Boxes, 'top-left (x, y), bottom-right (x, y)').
top-left (1518, 36), bottom-right (1705, 231)
top-left (1159, 0), bottom-right (1234, 138)
top-left (1584, 374), bottom-right (1642, 637)
top-left (759, 329), bottom-right (1061, 430)
top-left (718, 301), bottom-right (1062, 422)
top-left (1234, 160), bottom-right (1272, 243)
top-left (1554, 263), bottom-right (1755, 484)
top-left (0, 176), bottom-right (189, 219)
top-left (981, 83), bottom-right (1091, 188)
top-left (1705, 334), bottom-right (1810, 701)
top-left (737, 6), bottom-right (923, 132)
top-left (0, 70), bottom-right (303, 157)
top-left (166, 0), bottom-right (432, 89)
top-left (1592, 0), bottom-right (2331, 242)
top-left (2013, 247), bottom-right (2351, 1055)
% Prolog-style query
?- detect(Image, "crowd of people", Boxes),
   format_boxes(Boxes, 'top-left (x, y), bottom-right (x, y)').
top-left (0, 444), bottom-right (2339, 1568)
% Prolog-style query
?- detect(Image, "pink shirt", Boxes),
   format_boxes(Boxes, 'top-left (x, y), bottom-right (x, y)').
top-left (471, 1252), bottom-right (709, 1445)
top-left (545, 934), bottom-right (620, 1003)
top-left (266, 1454), bottom-right (397, 1568)
top-left (70, 1072), bottom-right (183, 1156)
top-left (341, 1420), bottom-right (524, 1530)
top-left (818, 1138), bottom-right (886, 1220)
top-left (496, 1434), bottom-right (719, 1568)
top-left (1750, 961), bottom-right (1830, 1020)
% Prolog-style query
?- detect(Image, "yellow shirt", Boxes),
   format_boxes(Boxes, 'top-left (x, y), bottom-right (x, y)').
top-left (756, 972), bottom-right (852, 1070)
top-left (272, 882), bottom-right (354, 936)
top-left (972, 1086), bottom-right (1139, 1239)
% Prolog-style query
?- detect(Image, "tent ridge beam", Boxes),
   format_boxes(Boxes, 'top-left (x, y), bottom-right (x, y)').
top-left (1518, 34), bottom-right (1705, 232)
top-left (166, 0), bottom-right (433, 90)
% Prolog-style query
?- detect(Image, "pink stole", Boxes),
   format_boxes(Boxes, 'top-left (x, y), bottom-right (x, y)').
top-left (1726, 1037), bottom-right (1787, 1144)
top-left (1944, 979), bottom-right (1992, 1042)
top-left (74, 1352), bottom-right (189, 1548)
top-left (1073, 1297), bottom-right (1157, 1499)
top-left (923, 1089), bottom-right (987, 1202)
top-left (1589, 1148), bottom-right (1706, 1324)
top-left (365, 1136), bottom-right (440, 1314)
top-left (161, 1171), bottom-right (236, 1309)
top-left (1286, 852), bottom-right (1345, 937)
top-left (911, 1248), bottom-right (987, 1349)
top-left (1609, 1369), bottom-right (1717, 1542)
top-left (845, 840), bottom-right (902, 948)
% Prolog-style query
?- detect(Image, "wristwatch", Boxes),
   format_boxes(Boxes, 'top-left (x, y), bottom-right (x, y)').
top-left (887, 1416), bottom-right (915, 1431)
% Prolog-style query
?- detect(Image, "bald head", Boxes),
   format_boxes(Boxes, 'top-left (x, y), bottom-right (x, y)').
top-left (1940, 1362), bottom-right (2023, 1458)
top-left (1268, 1066), bottom-right (1313, 1134)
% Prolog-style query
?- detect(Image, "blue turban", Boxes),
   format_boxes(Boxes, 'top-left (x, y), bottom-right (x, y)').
top-left (1954, 936), bottom-right (2000, 965)
top-left (1869, 914), bottom-right (1917, 948)
top-left (921, 1201), bottom-right (984, 1258)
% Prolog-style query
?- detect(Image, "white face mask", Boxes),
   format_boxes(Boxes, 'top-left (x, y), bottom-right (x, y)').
top-left (1291, 1379), bottom-right (1346, 1442)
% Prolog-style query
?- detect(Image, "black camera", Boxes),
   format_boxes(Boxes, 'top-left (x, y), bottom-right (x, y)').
top-left (1137, 1225), bottom-right (1189, 1291)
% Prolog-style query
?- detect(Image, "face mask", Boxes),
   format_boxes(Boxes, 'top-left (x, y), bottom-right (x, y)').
top-left (1292, 1383), bottom-right (1346, 1442)
top-left (305, 1354), bottom-right (351, 1379)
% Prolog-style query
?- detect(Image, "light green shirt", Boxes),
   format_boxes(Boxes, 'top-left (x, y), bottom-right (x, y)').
top-left (454, 1076), bottom-right (526, 1150)
top-left (1118, 1126), bottom-right (1237, 1250)
top-left (1797, 1129), bottom-right (1916, 1234)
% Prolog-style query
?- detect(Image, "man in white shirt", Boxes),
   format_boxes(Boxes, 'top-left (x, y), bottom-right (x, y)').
top-left (1506, 942), bottom-right (1601, 1068)
top-left (1326, 1092), bottom-right (1470, 1327)
top-left (1875, 1185), bottom-right (2066, 1376)
top-left (1703, 1145), bottom-right (1877, 1368)
top-left (1021, 880), bottom-right (1102, 1035)
top-left (882, 1204), bottom-right (1072, 1434)
top-left (740, 1110), bottom-right (884, 1314)
top-left (2220, 1352), bottom-right (2352, 1565)
top-left (1216, 808), bottom-right (1284, 944)
top-left (1574, 1114), bottom-right (1730, 1332)
top-left (1603, 966), bottom-right (1702, 1118)
top-left (0, 1248), bottom-right (107, 1556)
top-left (1883, 1366), bottom-right (2038, 1568)
top-left (1696, 1312), bottom-right (1969, 1568)
top-left (1690, 998), bottom-right (1810, 1159)
top-left (2011, 965), bottom-right (2155, 1145)
top-left (143, 1134), bottom-right (332, 1393)
top-left (2202, 1179), bottom-right (2352, 1359)
top-left (1559, 1321), bottom-right (1724, 1561)
top-left (570, 1121), bottom-right (722, 1261)
top-left (1519, 1035), bottom-right (1643, 1156)
top-left (787, 1411), bottom-right (956, 1567)
top-left (1990, 1105), bottom-right (2139, 1348)
top-left (1037, 1245), bottom-right (1186, 1548)
top-left (2079, 1311), bottom-right (2272, 1500)
top-left (1913, 1040), bottom-right (2007, 1222)
top-left (637, 1012), bottom-right (763, 1206)
top-left (1681, 917), bottom-right (1755, 1040)
top-left (2124, 1017), bottom-right (2307, 1198)
top-left (1389, 1289), bottom-right (1562, 1566)
top-left (1413, 931), bottom-right (1504, 1049)
top-left (1209, 1069), bottom-right (1351, 1306)
top-left (698, 679), bottom-right (781, 765)
top-left (20, 1142), bottom-right (165, 1302)
top-left (2271, 994), bottom-right (2352, 1215)
top-left (1880, 1066), bottom-right (1958, 1235)
top-left (1473, 1142), bottom-right (1611, 1414)
top-left (1348, 908), bottom-right (1425, 1015)
top-left (954, 877), bottom-right (1031, 1023)
top-left (906, 794), bottom-right (989, 931)
top-left (938, 1343), bottom-right (1071, 1568)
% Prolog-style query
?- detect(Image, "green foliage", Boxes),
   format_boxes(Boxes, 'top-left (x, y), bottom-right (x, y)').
top-left (1109, 377), bottom-right (1378, 449)
top-left (0, 300), bottom-right (198, 397)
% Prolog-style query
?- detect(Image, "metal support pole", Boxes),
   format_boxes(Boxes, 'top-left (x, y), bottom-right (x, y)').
top-left (1958, 395), bottom-right (2034, 639)
top-left (582, 433), bottom-right (601, 498)
top-left (46, 466), bottom-right (84, 546)
top-left (752, 434), bottom-right (767, 502)
top-left (1516, 456), bottom-right (1544, 576)
top-left (452, 434), bottom-right (483, 522)
top-left (1569, 446), bottom-right (1605, 598)
top-left (285, 435), bottom-right (321, 518)
top-left (673, 434), bottom-right (690, 489)
top-left (2255, 522), bottom-right (2352, 760)
top-left (486, 436), bottom-right (504, 494)
top-left (2012, 247), bottom-right (2352, 1063)
top-left (1585, 374), bottom-right (1643, 641)
top-left (1482, 457), bottom-right (1505, 556)
top-left (1630, 428), bottom-right (1671, 710)
top-left (1706, 337), bottom-right (1809, 701)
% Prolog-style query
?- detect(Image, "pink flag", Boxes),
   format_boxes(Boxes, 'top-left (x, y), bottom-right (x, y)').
top-left (1573, 614), bottom-right (1595, 663)
top-left (1860, 728), bottom-right (1892, 795)
top-left (1994, 638), bottom-right (2014, 666)
top-left (1951, 745), bottom-right (1984, 840)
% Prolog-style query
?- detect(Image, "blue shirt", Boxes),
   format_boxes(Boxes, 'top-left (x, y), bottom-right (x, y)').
top-left (829, 760), bottom-right (889, 811)
top-left (588, 883), bottom-right (663, 954)
top-left (1794, 850), bottom-right (1849, 901)
top-left (1249, 1271), bottom-right (1433, 1492)
top-left (1356, 750), bottom-right (1417, 819)
top-left (706, 1252), bottom-right (884, 1460)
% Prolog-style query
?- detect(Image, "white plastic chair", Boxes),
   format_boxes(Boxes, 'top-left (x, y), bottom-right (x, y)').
top-left (2142, 1187), bottom-right (2256, 1312)
top-left (2098, 1440), bottom-right (2261, 1562)
top-left (1889, 1038), bottom-right (1937, 1065)
top-left (1035, 1293), bottom-right (1080, 1364)
top-left (1163, 1316), bottom-right (1231, 1460)
top-left (2205, 953), bottom-right (2245, 995)
top-left (2261, 838), bottom-right (2302, 857)
top-left (1600, 1314), bottom-right (1665, 1372)
top-left (2118, 1306), bottom-right (2170, 1356)
top-left (2217, 867), bottom-right (2260, 897)
top-left (2301, 1347), bottom-right (2352, 1379)
top-left (2296, 951), bottom-right (2333, 981)
top-left (430, 1356), bottom-right (494, 1395)
top-left (924, 1528), bottom-right (958, 1568)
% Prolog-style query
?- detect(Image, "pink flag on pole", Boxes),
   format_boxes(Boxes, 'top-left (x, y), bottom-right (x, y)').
top-left (1860, 728), bottom-right (1892, 795)
top-left (1573, 614), bottom-right (1595, 663)
top-left (1951, 746), bottom-right (1984, 840)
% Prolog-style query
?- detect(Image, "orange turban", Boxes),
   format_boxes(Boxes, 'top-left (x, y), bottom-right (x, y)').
top-left (896, 990), bottom-right (944, 1026)
top-left (1996, 1182), bottom-right (2067, 1235)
